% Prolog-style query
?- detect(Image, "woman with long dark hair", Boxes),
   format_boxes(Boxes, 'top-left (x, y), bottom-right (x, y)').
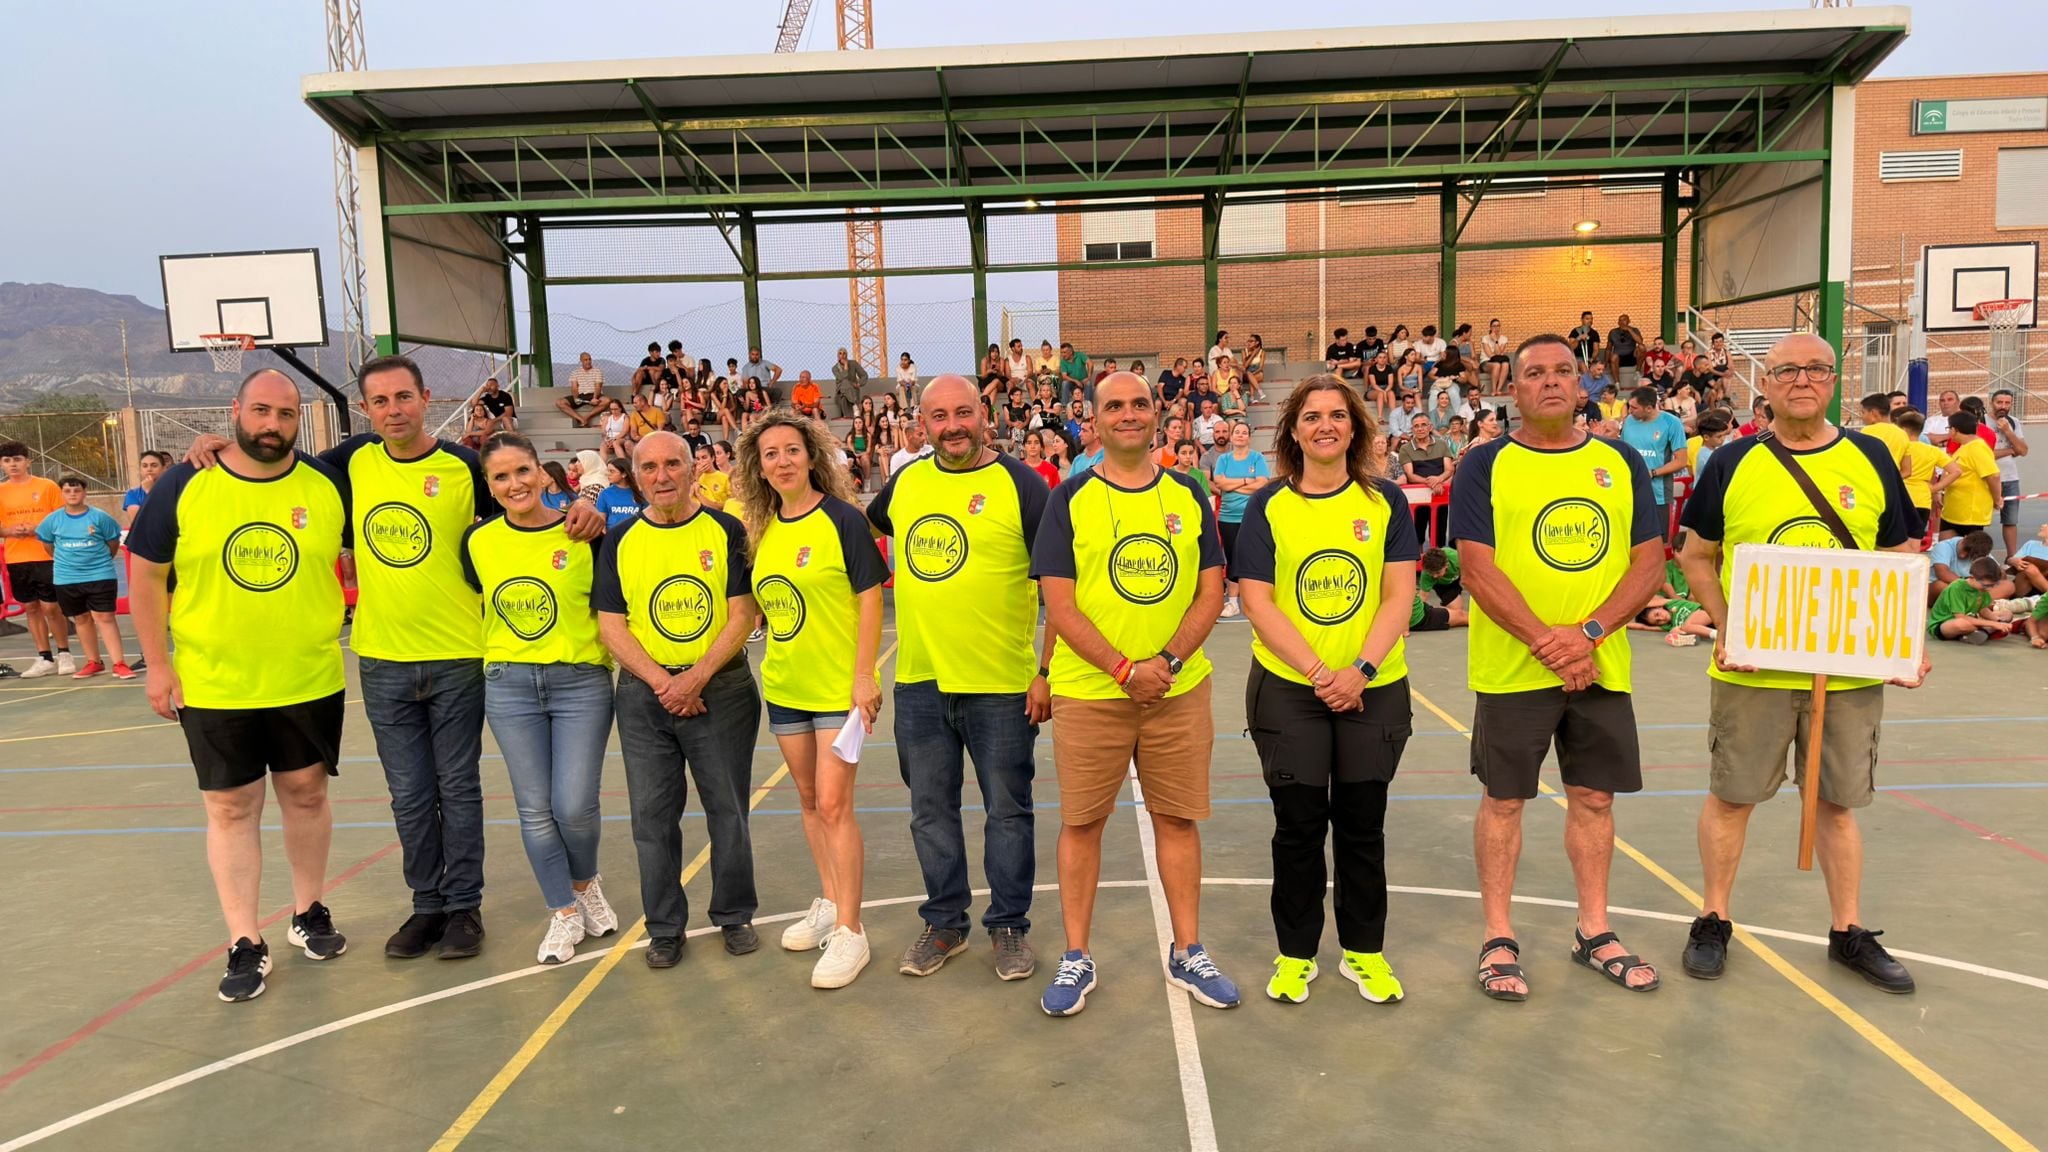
top-left (1234, 376), bottom-right (1418, 1005)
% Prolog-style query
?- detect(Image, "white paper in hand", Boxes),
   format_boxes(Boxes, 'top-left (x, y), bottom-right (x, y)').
top-left (830, 712), bottom-right (866, 763)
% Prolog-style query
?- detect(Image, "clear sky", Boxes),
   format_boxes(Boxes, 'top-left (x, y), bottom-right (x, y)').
top-left (1, 0), bottom-right (2038, 336)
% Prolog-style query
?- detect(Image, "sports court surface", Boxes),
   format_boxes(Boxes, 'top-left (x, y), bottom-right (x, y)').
top-left (2, 607), bottom-right (2046, 1151)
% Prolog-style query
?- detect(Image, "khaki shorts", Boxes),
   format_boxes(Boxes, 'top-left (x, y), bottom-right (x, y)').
top-left (1050, 678), bottom-right (1213, 825)
top-left (1707, 679), bottom-right (1883, 809)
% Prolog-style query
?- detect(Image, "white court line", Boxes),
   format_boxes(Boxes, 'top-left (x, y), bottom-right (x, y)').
top-left (6, 880), bottom-right (2041, 1151)
top-left (1129, 764), bottom-right (1220, 1152)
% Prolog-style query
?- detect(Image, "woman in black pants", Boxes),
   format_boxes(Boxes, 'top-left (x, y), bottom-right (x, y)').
top-left (1233, 375), bottom-right (1419, 1005)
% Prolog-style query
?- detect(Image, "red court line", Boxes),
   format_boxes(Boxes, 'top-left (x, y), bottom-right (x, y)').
top-left (0, 838), bottom-right (401, 1093)
top-left (1883, 790), bottom-right (2048, 866)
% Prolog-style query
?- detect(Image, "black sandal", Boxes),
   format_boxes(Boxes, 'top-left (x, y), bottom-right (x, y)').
top-left (1571, 928), bottom-right (1661, 992)
top-left (1476, 936), bottom-right (1528, 1002)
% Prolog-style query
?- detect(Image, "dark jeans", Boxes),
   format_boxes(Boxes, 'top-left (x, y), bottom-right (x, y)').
top-left (893, 679), bottom-right (1037, 933)
top-left (614, 662), bottom-right (762, 936)
top-left (357, 656), bottom-right (487, 914)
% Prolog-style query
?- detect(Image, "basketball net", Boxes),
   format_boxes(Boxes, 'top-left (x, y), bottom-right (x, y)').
top-left (200, 334), bottom-right (255, 374)
top-left (1971, 298), bottom-right (2031, 333)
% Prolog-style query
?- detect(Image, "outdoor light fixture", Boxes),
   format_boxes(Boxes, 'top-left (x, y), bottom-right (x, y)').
top-left (1023, 198), bottom-right (1040, 209)
top-left (1574, 218), bottom-right (1601, 234)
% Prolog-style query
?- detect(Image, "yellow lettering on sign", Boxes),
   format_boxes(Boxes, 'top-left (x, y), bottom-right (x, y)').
top-left (1804, 564), bottom-right (1823, 653)
top-left (1743, 563), bottom-right (1763, 650)
top-left (1841, 569), bottom-right (1860, 656)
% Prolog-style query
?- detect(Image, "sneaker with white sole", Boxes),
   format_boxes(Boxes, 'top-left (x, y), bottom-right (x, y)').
top-left (811, 925), bottom-right (871, 989)
top-left (1040, 950), bottom-right (1097, 1016)
top-left (538, 911), bottom-right (586, 964)
top-left (55, 652), bottom-right (76, 676)
top-left (287, 901), bottom-right (348, 960)
top-left (1218, 599), bottom-right (1241, 620)
top-left (20, 657), bottom-right (58, 679)
top-left (1339, 950), bottom-right (1405, 1003)
top-left (574, 875), bottom-right (618, 937)
top-left (218, 937), bottom-right (271, 1003)
top-left (781, 897), bottom-right (837, 951)
top-left (1166, 942), bottom-right (1240, 1008)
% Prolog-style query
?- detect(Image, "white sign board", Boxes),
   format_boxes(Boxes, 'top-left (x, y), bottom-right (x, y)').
top-left (1913, 97), bottom-right (2048, 135)
top-left (1723, 544), bottom-right (1928, 681)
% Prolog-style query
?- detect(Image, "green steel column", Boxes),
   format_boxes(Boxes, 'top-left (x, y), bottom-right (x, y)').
top-left (968, 203), bottom-right (989, 365)
top-left (1817, 85), bottom-right (1849, 424)
top-left (523, 216), bottom-right (553, 391)
top-left (1438, 182), bottom-right (1457, 337)
top-left (1688, 180), bottom-right (1703, 334)
top-left (1202, 193), bottom-right (1222, 343)
top-left (739, 212), bottom-right (763, 351)
top-left (1661, 171), bottom-right (1681, 342)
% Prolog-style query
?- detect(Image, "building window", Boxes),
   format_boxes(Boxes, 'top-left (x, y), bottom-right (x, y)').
top-left (1879, 149), bottom-right (1964, 182)
top-left (1080, 205), bottom-right (1155, 261)
top-left (1996, 148), bottom-right (2048, 228)
top-left (1218, 199), bottom-right (1286, 256)
top-left (1083, 240), bottom-right (1153, 262)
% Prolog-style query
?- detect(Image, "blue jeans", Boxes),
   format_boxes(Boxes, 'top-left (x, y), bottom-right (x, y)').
top-left (892, 679), bottom-right (1037, 933)
top-left (358, 657), bottom-right (487, 914)
top-left (484, 662), bottom-right (614, 911)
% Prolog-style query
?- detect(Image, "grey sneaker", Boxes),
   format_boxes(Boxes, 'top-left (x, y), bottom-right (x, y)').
top-left (992, 927), bottom-right (1037, 981)
top-left (898, 924), bottom-right (968, 976)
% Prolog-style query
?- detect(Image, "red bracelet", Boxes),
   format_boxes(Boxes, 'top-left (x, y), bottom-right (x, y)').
top-left (1112, 657), bottom-right (1134, 686)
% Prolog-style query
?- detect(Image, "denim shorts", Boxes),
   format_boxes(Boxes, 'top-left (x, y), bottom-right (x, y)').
top-left (765, 701), bottom-right (850, 737)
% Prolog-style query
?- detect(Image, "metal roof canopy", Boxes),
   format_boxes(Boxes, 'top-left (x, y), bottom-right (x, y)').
top-left (306, 7), bottom-right (1907, 215)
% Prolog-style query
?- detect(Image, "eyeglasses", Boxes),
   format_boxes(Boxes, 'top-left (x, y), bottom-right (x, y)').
top-left (1768, 364), bottom-right (1836, 384)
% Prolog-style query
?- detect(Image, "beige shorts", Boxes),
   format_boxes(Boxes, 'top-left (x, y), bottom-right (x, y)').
top-left (1050, 678), bottom-right (1214, 825)
top-left (1707, 679), bottom-right (1883, 809)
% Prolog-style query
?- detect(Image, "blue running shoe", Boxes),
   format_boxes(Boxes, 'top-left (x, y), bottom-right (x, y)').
top-left (1041, 950), bottom-right (1097, 1017)
top-left (1166, 942), bottom-right (1240, 1008)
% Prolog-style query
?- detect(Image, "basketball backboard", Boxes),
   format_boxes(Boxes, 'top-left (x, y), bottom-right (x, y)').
top-left (160, 249), bottom-right (330, 351)
top-left (1920, 241), bottom-right (2038, 332)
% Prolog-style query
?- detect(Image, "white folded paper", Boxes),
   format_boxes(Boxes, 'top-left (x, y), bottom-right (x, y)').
top-left (830, 712), bottom-right (867, 763)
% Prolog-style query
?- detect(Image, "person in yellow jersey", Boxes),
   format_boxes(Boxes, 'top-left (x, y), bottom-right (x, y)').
top-left (1235, 377), bottom-right (1419, 1006)
top-left (594, 431), bottom-right (763, 968)
top-left (1447, 335), bottom-right (1667, 1002)
top-left (1677, 333), bottom-right (1927, 993)
top-left (128, 370), bottom-right (352, 1003)
top-left (1889, 409), bottom-right (1958, 534)
top-left (692, 442), bottom-right (730, 511)
top-left (732, 411), bottom-right (887, 989)
top-left (867, 375), bottom-right (1054, 982)
top-left (461, 432), bottom-right (620, 966)
top-left (1029, 370), bottom-right (1234, 1017)
top-left (1936, 411), bottom-right (2003, 541)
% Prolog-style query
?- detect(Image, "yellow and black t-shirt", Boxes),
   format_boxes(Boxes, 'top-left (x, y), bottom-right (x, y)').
top-left (867, 453), bottom-right (1048, 694)
top-left (127, 454), bottom-right (350, 709)
top-left (1232, 476), bottom-right (1420, 687)
top-left (592, 507), bottom-right (752, 669)
top-left (753, 495), bottom-right (888, 711)
top-left (1029, 468), bottom-right (1224, 700)
top-left (1447, 435), bottom-right (1661, 695)
top-left (1682, 429), bottom-right (1913, 691)
top-left (322, 434), bottom-right (495, 662)
top-left (459, 514), bottom-right (609, 667)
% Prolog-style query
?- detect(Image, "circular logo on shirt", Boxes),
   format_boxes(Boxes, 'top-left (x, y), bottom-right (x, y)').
top-left (1530, 498), bottom-right (1611, 573)
top-left (492, 577), bottom-right (558, 640)
top-left (649, 574), bottom-right (714, 644)
top-left (903, 513), bottom-right (968, 581)
top-left (1768, 517), bottom-right (1845, 549)
top-left (362, 501), bottom-right (431, 568)
top-left (1108, 533), bottom-right (1178, 605)
top-left (756, 575), bottom-right (807, 641)
top-left (1295, 549), bottom-right (1367, 625)
top-left (221, 523), bottom-right (299, 592)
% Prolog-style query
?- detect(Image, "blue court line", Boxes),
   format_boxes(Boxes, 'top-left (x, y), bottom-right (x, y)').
top-left (8, 780), bottom-right (2048, 838)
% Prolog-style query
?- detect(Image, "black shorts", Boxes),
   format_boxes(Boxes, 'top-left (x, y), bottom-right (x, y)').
top-left (180, 691), bottom-right (345, 792)
top-left (1944, 521), bottom-right (1987, 538)
top-left (1470, 684), bottom-right (1642, 800)
top-left (55, 579), bottom-right (117, 617)
top-left (6, 560), bottom-right (55, 604)
top-left (1486, 355), bottom-right (1511, 365)
top-left (565, 394), bottom-right (598, 410)
top-left (1411, 602), bottom-right (1451, 632)
top-left (1219, 519), bottom-right (1242, 567)
top-left (1245, 662), bottom-right (1411, 788)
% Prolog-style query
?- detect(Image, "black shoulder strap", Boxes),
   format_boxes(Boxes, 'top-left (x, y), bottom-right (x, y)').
top-left (1757, 432), bottom-right (1857, 550)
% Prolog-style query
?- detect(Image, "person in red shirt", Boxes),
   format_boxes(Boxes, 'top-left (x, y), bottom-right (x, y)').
top-left (1022, 431), bottom-right (1061, 485)
top-left (1944, 397), bottom-right (1999, 455)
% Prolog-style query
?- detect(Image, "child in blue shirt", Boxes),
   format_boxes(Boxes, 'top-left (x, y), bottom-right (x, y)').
top-left (33, 476), bottom-right (131, 678)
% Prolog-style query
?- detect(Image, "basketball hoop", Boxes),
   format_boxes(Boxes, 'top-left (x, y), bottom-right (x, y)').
top-left (1971, 298), bottom-right (2033, 332)
top-left (199, 334), bottom-right (256, 374)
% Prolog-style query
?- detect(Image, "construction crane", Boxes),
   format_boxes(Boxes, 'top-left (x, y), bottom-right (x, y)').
top-left (326, 0), bottom-right (373, 378)
top-left (776, 0), bottom-right (888, 376)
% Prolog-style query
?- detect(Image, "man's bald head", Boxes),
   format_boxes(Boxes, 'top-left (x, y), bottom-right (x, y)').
top-left (632, 429), bottom-right (694, 510)
top-left (236, 367), bottom-right (299, 404)
top-left (919, 374), bottom-right (978, 413)
top-left (1765, 331), bottom-right (1836, 370)
top-left (921, 374), bottom-right (986, 465)
top-left (632, 429), bottom-right (686, 464)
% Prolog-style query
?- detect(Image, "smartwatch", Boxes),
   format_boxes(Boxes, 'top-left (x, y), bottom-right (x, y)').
top-left (1580, 618), bottom-right (1607, 645)
top-left (1036, 665), bottom-right (1050, 680)
top-left (1160, 650), bottom-right (1186, 676)
top-left (1353, 658), bottom-right (1378, 683)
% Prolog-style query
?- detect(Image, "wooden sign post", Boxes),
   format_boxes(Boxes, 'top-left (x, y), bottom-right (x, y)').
top-left (1722, 545), bottom-right (1930, 870)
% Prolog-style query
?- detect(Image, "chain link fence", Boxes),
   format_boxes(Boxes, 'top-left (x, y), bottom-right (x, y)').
top-left (0, 410), bottom-right (126, 490)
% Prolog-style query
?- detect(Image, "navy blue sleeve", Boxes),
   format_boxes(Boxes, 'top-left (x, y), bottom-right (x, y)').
top-left (317, 432), bottom-right (373, 478)
top-left (866, 467), bottom-right (901, 536)
top-left (1375, 478), bottom-right (1423, 564)
top-left (1232, 486), bottom-right (1278, 583)
top-left (441, 441), bottom-right (498, 519)
top-left (125, 462), bottom-right (196, 564)
top-left (1446, 439), bottom-right (1498, 547)
top-left (1680, 436), bottom-right (1754, 542)
top-left (1169, 469), bottom-right (1227, 571)
top-left (711, 509), bottom-right (753, 597)
top-left (297, 452), bottom-right (354, 551)
top-left (458, 518), bottom-right (492, 592)
top-left (590, 519), bottom-right (631, 614)
top-left (1846, 431), bottom-right (1916, 548)
top-left (1609, 439), bottom-right (1663, 548)
top-left (998, 454), bottom-right (1052, 553)
top-left (828, 498), bottom-right (887, 594)
top-left (1029, 474), bottom-right (1082, 580)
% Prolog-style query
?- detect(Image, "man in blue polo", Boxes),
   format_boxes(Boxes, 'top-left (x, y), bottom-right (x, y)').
top-left (1618, 386), bottom-right (1688, 538)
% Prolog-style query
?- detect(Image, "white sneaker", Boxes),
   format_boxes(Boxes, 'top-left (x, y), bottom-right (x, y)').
top-left (811, 925), bottom-right (871, 989)
top-left (781, 897), bottom-right (837, 951)
top-left (574, 875), bottom-right (619, 937)
top-left (1219, 599), bottom-right (1241, 619)
top-left (20, 657), bottom-right (58, 679)
top-left (55, 652), bottom-right (76, 676)
top-left (538, 911), bottom-right (586, 964)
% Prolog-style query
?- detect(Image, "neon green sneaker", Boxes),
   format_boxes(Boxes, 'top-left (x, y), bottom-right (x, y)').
top-left (1341, 951), bottom-right (1405, 1003)
top-left (1265, 955), bottom-right (1319, 1003)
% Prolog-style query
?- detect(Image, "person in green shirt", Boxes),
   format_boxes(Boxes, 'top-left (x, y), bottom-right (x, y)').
top-left (1172, 439), bottom-right (1211, 500)
top-left (2027, 595), bottom-right (2048, 649)
top-left (1929, 557), bottom-right (2013, 644)
top-left (1628, 595), bottom-right (1716, 646)
top-left (1418, 546), bottom-right (1462, 606)
top-left (1057, 341), bottom-right (1090, 406)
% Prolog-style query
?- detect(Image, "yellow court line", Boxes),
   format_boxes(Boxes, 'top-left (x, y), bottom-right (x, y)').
top-left (1408, 686), bottom-right (2039, 1152)
top-left (430, 641), bottom-right (897, 1152)
top-left (0, 697), bottom-right (365, 744)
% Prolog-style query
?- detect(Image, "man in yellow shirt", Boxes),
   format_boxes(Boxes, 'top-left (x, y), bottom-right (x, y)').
top-left (627, 392), bottom-right (668, 441)
top-left (0, 441), bottom-right (73, 676)
top-left (1890, 409), bottom-right (1958, 533)
top-left (1938, 412), bottom-right (2002, 538)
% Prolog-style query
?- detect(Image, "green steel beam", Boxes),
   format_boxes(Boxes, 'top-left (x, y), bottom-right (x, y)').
top-left (627, 79), bottom-right (746, 267)
top-left (1660, 171), bottom-right (1681, 342)
top-left (1202, 192), bottom-right (1222, 341)
top-left (1438, 182), bottom-right (1457, 338)
top-left (521, 217), bottom-right (552, 389)
top-left (967, 200), bottom-right (989, 366)
top-left (739, 212), bottom-right (762, 350)
top-left (1818, 85), bottom-right (1843, 424)
top-left (1216, 54), bottom-right (1256, 178)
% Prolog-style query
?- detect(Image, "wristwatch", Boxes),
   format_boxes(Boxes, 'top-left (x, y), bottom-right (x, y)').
top-left (1580, 618), bottom-right (1607, 645)
top-left (1160, 650), bottom-right (1186, 676)
top-left (1353, 658), bottom-right (1379, 682)
top-left (1036, 665), bottom-right (1050, 680)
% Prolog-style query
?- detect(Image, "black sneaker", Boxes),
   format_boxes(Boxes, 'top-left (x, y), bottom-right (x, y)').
top-left (288, 901), bottom-right (348, 960)
top-left (1829, 925), bottom-right (1914, 994)
top-left (1682, 913), bottom-right (1732, 979)
top-left (219, 937), bottom-right (271, 1002)
top-left (385, 912), bottom-right (449, 959)
top-left (721, 923), bottom-right (760, 956)
top-left (647, 936), bottom-right (685, 968)
top-left (438, 909), bottom-right (484, 959)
